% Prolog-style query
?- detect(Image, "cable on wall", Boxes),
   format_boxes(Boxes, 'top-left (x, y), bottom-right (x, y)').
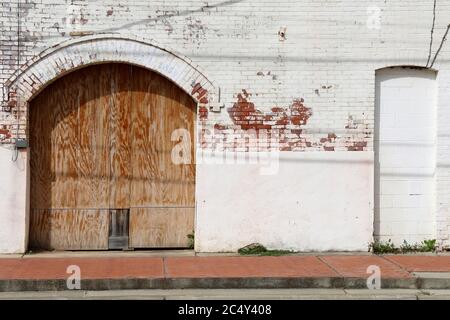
top-left (12, 0), bottom-right (21, 162)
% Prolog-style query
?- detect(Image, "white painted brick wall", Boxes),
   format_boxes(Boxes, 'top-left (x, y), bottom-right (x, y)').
top-left (1, 0), bottom-right (450, 248)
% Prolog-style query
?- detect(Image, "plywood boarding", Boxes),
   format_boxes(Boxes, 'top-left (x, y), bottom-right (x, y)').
top-left (128, 67), bottom-right (196, 248)
top-left (129, 67), bottom-right (196, 207)
top-left (76, 65), bottom-right (112, 209)
top-left (30, 64), bottom-right (114, 210)
top-left (29, 209), bottom-right (109, 250)
top-left (51, 72), bottom-right (80, 209)
top-left (29, 86), bottom-right (52, 210)
top-left (29, 63), bottom-right (196, 250)
top-left (30, 65), bottom-right (115, 249)
top-left (109, 64), bottom-right (132, 209)
top-left (129, 207), bottom-right (195, 248)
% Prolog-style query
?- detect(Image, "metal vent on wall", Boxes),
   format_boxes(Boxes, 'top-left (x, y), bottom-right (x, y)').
top-left (108, 209), bottom-right (129, 250)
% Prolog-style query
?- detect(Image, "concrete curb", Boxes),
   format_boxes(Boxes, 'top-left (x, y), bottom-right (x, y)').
top-left (1, 276), bottom-right (449, 292)
top-left (163, 277), bottom-right (345, 289)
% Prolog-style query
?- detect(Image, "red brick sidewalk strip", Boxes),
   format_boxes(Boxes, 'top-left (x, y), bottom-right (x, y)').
top-left (384, 255), bottom-right (450, 272)
top-left (165, 256), bottom-right (337, 278)
top-left (0, 255), bottom-right (448, 291)
top-left (0, 257), bottom-right (164, 280)
top-left (320, 256), bottom-right (411, 278)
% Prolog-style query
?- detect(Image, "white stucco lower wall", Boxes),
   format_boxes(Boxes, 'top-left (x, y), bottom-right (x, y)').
top-left (0, 149), bottom-right (374, 253)
top-left (195, 151), bottom-right (374, 252)
top-left (0, 148), bottom-right (28, 254)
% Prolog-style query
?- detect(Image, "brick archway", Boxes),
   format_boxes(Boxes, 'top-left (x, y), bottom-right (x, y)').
top-left (0, 34), bottom-right (220, 253)
top-left (2, 34), bottom-right (218, 141)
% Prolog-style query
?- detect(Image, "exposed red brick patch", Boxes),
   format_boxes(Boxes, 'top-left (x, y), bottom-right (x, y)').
top-left (191, 82), bottom-right (209, 120)
top-left (289, 99), bottom-right (312, 126)
top-left (0, 129), bottom-right (11, 136)
top-left (227, 90), bottom-right (312, 131)
top-left (0, 128), bottom-right (12, 141)
top-left (3, 89), bottom-right (18, 111)
top-left (198, 88), bottom-right (368, 152)
top-left (209, 89), bottom-right (319, 151)
top-left (347, 141), bottom-right (367, 151)
top-left (214, 123), bottom-right (227, 131)
top-left (191, 83), bottom-right (209, 103)
top-left (320, 133), bottom-right (337, 144)
top-left (271, 107), bottom-right (284, 113)
top-left (227, 91), bottom-right (264, 130)
top-left (199, 106), bottom-right (208, 120)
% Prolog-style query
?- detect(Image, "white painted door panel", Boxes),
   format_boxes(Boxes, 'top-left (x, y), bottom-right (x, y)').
top-left (375, 68), bottom-right (436, 244)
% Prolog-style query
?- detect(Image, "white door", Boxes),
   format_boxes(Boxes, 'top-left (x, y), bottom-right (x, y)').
top-left (375, 67), bottom-right (437, 245)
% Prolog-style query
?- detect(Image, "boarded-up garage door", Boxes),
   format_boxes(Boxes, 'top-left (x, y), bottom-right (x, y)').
top-left (29, 63), bottom-right (196, 250)
top-left (374, 67), bottom-right (437, 244)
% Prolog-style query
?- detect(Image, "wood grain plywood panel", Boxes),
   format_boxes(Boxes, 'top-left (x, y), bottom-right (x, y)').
top-left (29, 89), bottom-right (52, 210)
top-left (109, 64), bottom-right (132, 209)
top-left (76, 65), bottom-right (111, 209)
top-left (129, 67), bottom-right (196, 207)
top-left (50, 73), bottom-right (80, 209)
top-left (29, 63), bottom-right (197, 250)
top-left (30, 65), bottom-right (113, 210)
top-left (30, 65), bottom-right (113, 249)
top-left (129, 207), bottom-right (195, 248)
top-left (129, 67), bottom-right (156, 208)
top-left (29, 209), bottom-right (109, 250)
top-left (162, 83), bottom-right (196, 206)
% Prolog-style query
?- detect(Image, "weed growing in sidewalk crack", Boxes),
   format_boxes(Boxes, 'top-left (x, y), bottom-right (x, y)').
top-left (187, 231), bottom-right (195, 249)
top-left (369, 239), bottom-right (437, 254)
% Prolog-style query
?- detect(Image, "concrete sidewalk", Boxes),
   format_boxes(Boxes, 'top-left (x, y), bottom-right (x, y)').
top-left (1, 253), bottom-right (450, 291)
top-left (3, 289), bottom-right (450, 300)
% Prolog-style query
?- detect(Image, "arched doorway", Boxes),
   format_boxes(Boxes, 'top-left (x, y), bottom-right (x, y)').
top-left (374, 67), bottom-right (437, 245)
top-left (29, 63), bottom-right (196, 250)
